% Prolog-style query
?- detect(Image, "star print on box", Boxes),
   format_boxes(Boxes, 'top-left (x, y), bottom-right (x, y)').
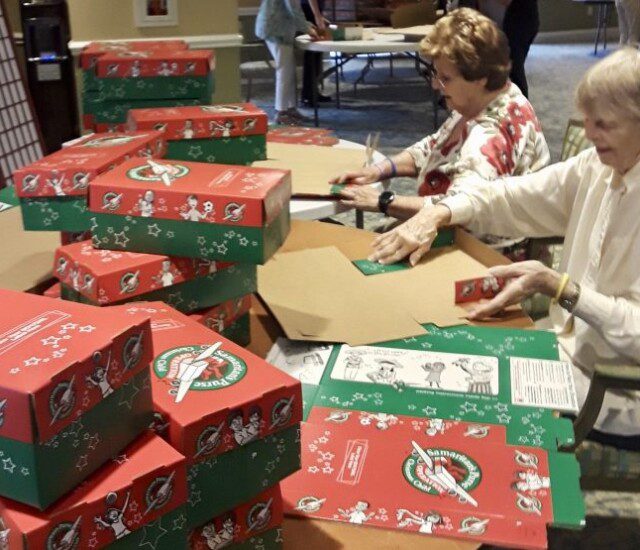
top-left (0, 433), bottom-right (187, 550)
top-left (283, 408), bottom-right (584, 549)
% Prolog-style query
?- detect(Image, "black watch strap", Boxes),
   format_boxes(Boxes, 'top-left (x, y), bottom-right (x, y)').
top-left (378, 190), bottom-right (395, 215)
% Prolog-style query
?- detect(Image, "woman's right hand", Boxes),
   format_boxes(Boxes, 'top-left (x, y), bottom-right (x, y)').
top-left (368, 204), bottom-right (452, 266)
top-left (329, 165), bottom-right (381, 186)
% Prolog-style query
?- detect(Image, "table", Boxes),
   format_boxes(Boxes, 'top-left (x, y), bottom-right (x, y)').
top-left (572, 0), bottom-right (616, 54)
top-left (295, 31), bottom-right (435, 127)
top-left (249, 219), bottom-right (512, 549)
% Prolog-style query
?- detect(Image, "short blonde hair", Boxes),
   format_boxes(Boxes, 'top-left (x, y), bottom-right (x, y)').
top-left (575, 47), bottom-right (640, 123)
top-left (420, 8), bottom-right (511, 91)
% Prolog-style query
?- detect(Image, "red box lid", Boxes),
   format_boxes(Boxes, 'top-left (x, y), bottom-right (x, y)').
top-left (54, 240), bottom-right (230, 304)
top-left (189, 485), bottom-right (283, 548)
top-left (189, 295), bottom-right (252, 332)
top-left (127, 104), bottom-right (268, 140)
top-left (0, 433), bottom-right (187, 550)
top-left (283, 408), bottom-right (554, 548)
top-left (14, 131), bottom-right (166, 198)
top-left (0, 289), bottom-right (154, 444)
top-left (96, 50), bottom-right (215, 78)
top-left (119, 303), bottom-right (302, 467)
top-left (88, 158), bottom-right (291, 228)
top-left (80, 40), bottom-right (188, 70)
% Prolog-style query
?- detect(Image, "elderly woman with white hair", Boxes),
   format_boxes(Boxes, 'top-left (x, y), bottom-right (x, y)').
top-left (370, 48), bottom-right (640, 449)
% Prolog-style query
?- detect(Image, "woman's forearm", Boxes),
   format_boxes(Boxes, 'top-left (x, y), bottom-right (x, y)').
top-left (385, 195), bottom-right (427, 220)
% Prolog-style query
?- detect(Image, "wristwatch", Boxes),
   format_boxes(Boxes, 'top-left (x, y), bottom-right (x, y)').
top-left (559, 281), bottom-right (581, 312)
top-left (378, 191), bottom-right (395, 215)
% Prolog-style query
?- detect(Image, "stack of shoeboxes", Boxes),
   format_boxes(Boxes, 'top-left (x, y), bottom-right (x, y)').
top-left (122, 301), bottom-right (301, 548)
top-left (0, 288), bottom-right (191, 548)
top-left (12, 130), bottom-right (166, 234)
top-left (79, 40), bottom-right (214, 133)
top-left (52, 241), bottom-right (255, 346)
top-left (127, 103), bottom-right (268, 165)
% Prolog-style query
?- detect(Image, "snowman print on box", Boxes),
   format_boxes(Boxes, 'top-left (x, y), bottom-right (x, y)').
top-left (331, 345), bottom-right (499, 395)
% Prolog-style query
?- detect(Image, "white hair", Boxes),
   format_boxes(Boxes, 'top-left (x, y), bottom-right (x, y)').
top-left (576, 47), bottom-right (640, 123)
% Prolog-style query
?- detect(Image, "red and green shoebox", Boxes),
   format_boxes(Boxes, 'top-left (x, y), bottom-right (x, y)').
top-left (121, 303), bottom-right (302, 528)
top-left (0, 289), bottom-right (155, 509)
top-left (80, 40), bottom-right (189, 92)
top-left (128, 104), bottom-right (268, 165)
top-left (93, 50), bottom-right (215, 102)
top-left (88, 158), bottom-right (291, 264)
top-left (43, 283), bottom-right (61, 299)
top-left (53, 240), bottom-right (256, 314)
top-left (190, 294), bottom-right (253, 346)
top-left (189, 485), bottom-right (282, 550)
top-left (283, 407), bottom-right (585, 549)
top-left (14, 131), bottom-right (166, 232)
top-left (0, 433), bottom-right (188, 549)
top-left (83, 95), bottom-right (205, 125)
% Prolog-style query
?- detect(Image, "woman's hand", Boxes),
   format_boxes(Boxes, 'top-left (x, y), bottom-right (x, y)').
top-left (466, 261), bottom-right (562, 320)
top-left (329, 165), bottom-right (381, 186)
top-left (369, 204), bottom-right (452, 266)
top-left (339, 186), bottom-right (380, 212)
top-left (308, 25), bottom-right (320, 40)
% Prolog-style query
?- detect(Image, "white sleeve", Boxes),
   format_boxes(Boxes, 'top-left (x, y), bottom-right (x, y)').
top-left (573, 287), bottom-right (640, 363)
top-left (438, 149), bottom-right (592, 238)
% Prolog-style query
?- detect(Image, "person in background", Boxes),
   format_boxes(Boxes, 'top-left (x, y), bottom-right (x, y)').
top-left (370, 48), bottom-right (640, 449)
top-left (301, 0), bottom-right (332, 107)
top-left (256, 0), bottom-right (321, 125)
top-left (615, 0), bottom-right (640, 45)
top-left (330, 8), bottom-right (549, 257)
top-left (498, 0), bottom-right (539, 98)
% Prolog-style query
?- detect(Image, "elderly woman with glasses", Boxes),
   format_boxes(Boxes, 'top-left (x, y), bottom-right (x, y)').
top-left (370, 48), bottom-right (640, 448)
top-left (331, 8), bottom-right (549, 254)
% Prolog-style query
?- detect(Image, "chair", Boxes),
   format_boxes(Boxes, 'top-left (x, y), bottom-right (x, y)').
top-left (390, 0), bottom-right (438, 28)
top-left (238, 12), bottom-right (274, 102)
top-left (561, 363), bottom-right (640, 491)
top-left (560, 118), bottom-right (593, 161)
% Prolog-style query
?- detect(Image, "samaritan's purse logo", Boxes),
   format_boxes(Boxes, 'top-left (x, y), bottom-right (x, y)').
top-left (127, 161), bottom-right (189, 183)
top-left (154, 344), bottom-right (247, 391)
top-left (402, 447), bottom-right (481, 496)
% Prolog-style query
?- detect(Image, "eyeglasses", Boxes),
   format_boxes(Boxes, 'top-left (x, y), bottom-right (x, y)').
top-left (425, 64), bottom-right (447, 89)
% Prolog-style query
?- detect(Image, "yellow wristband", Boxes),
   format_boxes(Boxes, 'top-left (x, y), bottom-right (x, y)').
top-left (552, 273), bottom-right (570, 303)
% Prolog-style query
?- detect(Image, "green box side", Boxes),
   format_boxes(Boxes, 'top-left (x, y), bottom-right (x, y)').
top-left (0, 369), bottom-right (153, 509)
top-left (548, 451), bottom-right (586, 529)
top-left (83, 69), bottom-right (100, 92)
top-left (107, 504), bottom-right (188, 550)
top-left (165, 135), bottom-right (267, 166)
top-left (220, 313), bottom-right (251, 347)
top-left (61, 264), bottom-right (257, 314)
top-left (20, 197), bottom-right (92, 232)
top-left (98, 73), bottom-right (214, 101)
top-left (91, 207), bottom-right (290, 265)
top-left (232, 527), bottom-right (282, 550)
top-left (308, 324), bottom-right (573, 451)
top-left (185, 424), bottom-right (300, 529)
top-left (86, 98), bottom-right (205, 123)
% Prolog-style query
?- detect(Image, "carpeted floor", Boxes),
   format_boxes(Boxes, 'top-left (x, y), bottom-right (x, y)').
top-left (243, 42), bottom-right (640, 548)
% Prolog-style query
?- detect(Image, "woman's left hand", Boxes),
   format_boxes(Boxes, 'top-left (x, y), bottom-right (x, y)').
top-left (339, 186), bottom-right (380, 212)
top-left (467, 261), bottom-right (562, 320)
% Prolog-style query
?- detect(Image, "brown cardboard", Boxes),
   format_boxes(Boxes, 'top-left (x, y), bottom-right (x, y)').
top-left (258, 247), bottom-right (426, 345)
top-left (0, 207), bottom-right (58, 291)
top-left (258, 222), bottom-right (528, 345)
top-left (253, 143), bottom-right (366, 198)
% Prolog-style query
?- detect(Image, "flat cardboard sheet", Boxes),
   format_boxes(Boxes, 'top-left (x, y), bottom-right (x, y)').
top-left (374, 25), bottom-right (433, 39)
top-left (258, 247), bottom-right (427, 345)
top-left (253, 142), bottom-right (366, 198)
top-left (258, 221), bottom-right (521, 346)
